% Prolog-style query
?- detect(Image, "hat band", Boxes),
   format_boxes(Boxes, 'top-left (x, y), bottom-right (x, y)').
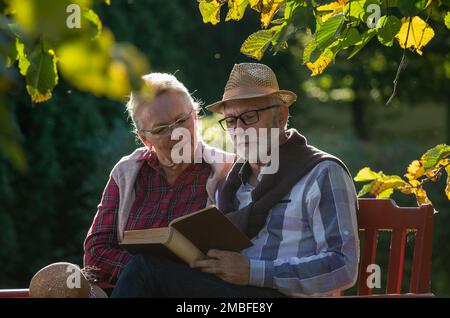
top-left (222, 87), bottom-right (278, 100)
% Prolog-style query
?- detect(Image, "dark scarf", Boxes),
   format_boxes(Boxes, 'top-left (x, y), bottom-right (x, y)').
top-left (217, 129), bottom-right (352, 239)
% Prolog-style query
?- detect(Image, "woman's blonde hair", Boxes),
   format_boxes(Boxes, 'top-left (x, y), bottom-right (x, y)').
top-left (126, 73), bottom-right (200, 131)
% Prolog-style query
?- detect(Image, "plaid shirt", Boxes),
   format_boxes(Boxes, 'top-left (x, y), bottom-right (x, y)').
top-left (237, 160), bottom-right (359, 296)
top-left (84, 150), bottom-right (211, 287)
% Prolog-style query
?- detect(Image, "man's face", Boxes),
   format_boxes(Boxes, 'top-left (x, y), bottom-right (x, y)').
top-left (222, 96), bottom-right (285, 161)
top-left (137, 91), bottom-right (197, 164)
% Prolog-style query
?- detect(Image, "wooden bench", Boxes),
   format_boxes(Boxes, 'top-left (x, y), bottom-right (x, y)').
top-left (343, 198), bottom-right (434, 297)
top-left (0, 198), bottom-right (435, 298)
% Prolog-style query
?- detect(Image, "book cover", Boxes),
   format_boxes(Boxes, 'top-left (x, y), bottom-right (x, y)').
top-left (119, 206), bottom-right (253, 264)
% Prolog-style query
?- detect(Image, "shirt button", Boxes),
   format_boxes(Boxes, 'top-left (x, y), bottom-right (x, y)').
top-left (343, 230), bottom-right (349, 235)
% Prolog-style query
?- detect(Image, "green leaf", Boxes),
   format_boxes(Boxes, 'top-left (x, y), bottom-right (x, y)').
top-left (291, 5), bottom-right (316, 32)
top-left (380, 0), bottom-right (399, 7)
top-left (445, 12), bottom-right (450, 29)
top-left (376, 15), bottom-right (401, 46)
top-left (83, 9), bottom-right (103, 39)
top-left (357, 183), bottom-right (373, 197)
top-left (377, 188), bottom-right (394, 199)
top-left (16, 39), bottom-right (30, 76)
top-left (271, 23), bottom-right (289, 52)
top-left (347, 28), bottom-right (376, 59)
top-left (315, 14), bottom-right (344, 50)
top-left (344, 0), bottom-right (381, 23)
top-left (25, 44), bottom-right (59, 103)
top-left (303, 39), bottom-right (318, 64)
top-left (327, 27), bottom-right (361, 53)
top-left (398, 0), bottom-right (428, 16)
top-left (270, 18), bottom-right (286, 25)
top-left (5, 41), bottom-right (18, 68)
top-left (284, 0), bottom-right (301, 21)
top-left (240, 29), bottom-right (274, 60)
top-left (421, 144), bottom-right (450, 169)
top-left (341, 28), bottom-right (361, 48)
top-left (354, 167), bottom-right (380, 182)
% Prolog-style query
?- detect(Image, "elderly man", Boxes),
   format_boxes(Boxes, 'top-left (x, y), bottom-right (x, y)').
top-left (111, 63), bottom-right (359, 298)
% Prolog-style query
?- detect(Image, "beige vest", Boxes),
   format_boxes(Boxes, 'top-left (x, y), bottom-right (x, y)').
top-left (110, 142), bottom-right (235, 242)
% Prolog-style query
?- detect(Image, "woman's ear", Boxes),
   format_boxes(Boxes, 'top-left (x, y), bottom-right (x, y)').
top-left (138, 133), bottom-right (152, 149)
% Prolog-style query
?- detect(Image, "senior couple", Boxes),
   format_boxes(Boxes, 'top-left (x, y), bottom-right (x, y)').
top-left (84, 63), bottom-right (360, 298)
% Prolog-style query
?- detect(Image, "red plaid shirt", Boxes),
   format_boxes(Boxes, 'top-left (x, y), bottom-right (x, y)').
top-left (84, 150), bottom-right (211, 287)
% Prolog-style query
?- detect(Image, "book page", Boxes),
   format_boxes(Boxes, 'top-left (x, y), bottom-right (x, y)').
top-left (122, 227), bottom-right (170, 244)
top-left (166, 228), bottom-right (205, 264)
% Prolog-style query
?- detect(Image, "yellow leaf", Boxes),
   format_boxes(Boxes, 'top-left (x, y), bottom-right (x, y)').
top-left (399, 185), bottom-right (415, 195)
top-left (199, 0), bottom-right (224, 25)
top-left (395, 16), bottom-right (435, 55)
top-left (317, 0), bottom-right (348, 23)
top-left (306, 50), bottom-right (333, 76)
top-left (377, 188), bottom-right (394, 199)
top-left (409, 179), bottom-right (421, 187)
top-left (425, 167), bottom-right (440, 180)
top-left (445, 166), bottom-right (450, 200)
top-left (405, 160), bottom-right (425, 180)
top-left (439, 158), bottom-right (450, 167)
top-left (414, 187), bottom-right (431, 206)
top-left (369, 175), bottom-right (405, 197)
top-left (107, 61), bottom-right (130, 100)
top-left (424, 159), bottom-right (449, 180)
top-left (226, 0), bottom-right (249, 21)
top-left (354, 167), bottom-right (380, 182)
top-left (248, 0), bottom-right (261, 11)
top-left (260, 0), bottom-right (285, 28)
top-left (26, 85), bottom-right (52, 103)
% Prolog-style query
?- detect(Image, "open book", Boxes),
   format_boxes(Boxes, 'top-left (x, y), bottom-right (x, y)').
top-left (119, 206), bottom-right (253, 264)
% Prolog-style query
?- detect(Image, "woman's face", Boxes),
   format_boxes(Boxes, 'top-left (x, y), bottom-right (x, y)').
top-left (137, 91), bottom-right (197, 167)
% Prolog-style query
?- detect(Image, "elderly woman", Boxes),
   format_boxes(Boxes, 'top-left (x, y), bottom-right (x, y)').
top-left (83, 73), bottom-right (234, 289)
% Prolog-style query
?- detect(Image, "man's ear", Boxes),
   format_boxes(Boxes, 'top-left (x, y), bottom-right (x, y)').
top-left (279, 105), bottom-right (289, 128)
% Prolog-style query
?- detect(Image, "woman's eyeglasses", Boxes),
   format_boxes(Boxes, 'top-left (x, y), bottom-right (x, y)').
top-left (140, 108), bottom-right (194, 136)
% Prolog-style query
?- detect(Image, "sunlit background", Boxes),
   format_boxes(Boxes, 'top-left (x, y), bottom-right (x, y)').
top-left (1, 0), bottom-right (449, 295)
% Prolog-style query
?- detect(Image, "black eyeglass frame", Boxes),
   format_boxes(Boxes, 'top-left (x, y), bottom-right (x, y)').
top-left (218, 104), bottom-right (281, 130)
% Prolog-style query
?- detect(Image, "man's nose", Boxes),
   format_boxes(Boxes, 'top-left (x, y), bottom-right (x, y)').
top-left (236, 118), bottom-right (248, 129)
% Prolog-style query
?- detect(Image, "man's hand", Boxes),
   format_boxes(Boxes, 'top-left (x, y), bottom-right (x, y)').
top-left (191, 249), bottom-right (250, 285)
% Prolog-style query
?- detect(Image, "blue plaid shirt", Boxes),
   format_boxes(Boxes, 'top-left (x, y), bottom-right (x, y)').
top-left (236, 160), bottom-right (360, 297)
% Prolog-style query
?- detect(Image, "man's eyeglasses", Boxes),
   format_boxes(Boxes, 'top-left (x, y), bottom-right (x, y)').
top-left (218, 104), bottom-right (280, 131)
top-left (140, 108), bottom-right (194, 136)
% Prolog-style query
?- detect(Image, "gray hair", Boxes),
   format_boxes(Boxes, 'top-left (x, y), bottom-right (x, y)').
top-left (126, 73), bottom-right (200, 131)
top-left (269, 96), bottom-right (290, 130)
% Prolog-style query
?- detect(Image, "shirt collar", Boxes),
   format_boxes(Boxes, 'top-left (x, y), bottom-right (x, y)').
top-left (136, 149), bottom-right (161, 172)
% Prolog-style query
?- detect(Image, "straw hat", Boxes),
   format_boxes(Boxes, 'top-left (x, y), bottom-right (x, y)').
top-left (29, 262), bottom-right (108, 298)
top-left (205, 63), bottom-right (297, 113)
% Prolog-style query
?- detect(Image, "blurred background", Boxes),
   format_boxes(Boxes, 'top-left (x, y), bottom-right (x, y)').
top-left (0, 0), bottom-right (449, 295)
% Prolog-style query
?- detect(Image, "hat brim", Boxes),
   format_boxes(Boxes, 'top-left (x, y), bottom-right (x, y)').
top-left (205, 90), bottom-right (297, 114)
